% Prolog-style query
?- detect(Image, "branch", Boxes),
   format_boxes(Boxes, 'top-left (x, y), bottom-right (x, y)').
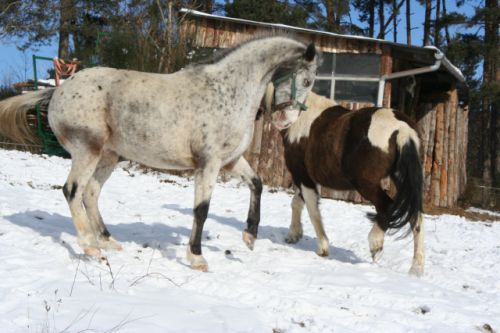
top-left (0, 1), bottom-right (21, 17)
top-left (378, 0), bottom-right (406, 39)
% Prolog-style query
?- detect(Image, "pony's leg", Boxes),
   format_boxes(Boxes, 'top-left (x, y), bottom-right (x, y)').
top-left (83, 150), bottom-right (122, 251)
top-left (224, 156), bottom-right (262, 250)
top-left (285, 188), bottom-right (304, 243)
top-left (63, 150), bottom-right (102, 257)
top-left (368, 222), bottom-right (385, 262)
top-left (409, 213), bottom-right (425, 277)
top-left (301, 185), bottom-right (329, 257)
top-left (186, 159), bottom-right (222, 272)
top-left (357, 185), bottom-right (391, 262)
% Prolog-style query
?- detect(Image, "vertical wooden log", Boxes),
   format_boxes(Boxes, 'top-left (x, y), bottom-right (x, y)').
top-left (432, 103), bottom-right (444, 206)
top-left (423, 104), bottom-right (436, 204)
top-left (440, 99), bottom-right (450, 206)
top-left (447, 89), bottom-right (458, 206)
top-left (381, 46), bottom-right (393, 107)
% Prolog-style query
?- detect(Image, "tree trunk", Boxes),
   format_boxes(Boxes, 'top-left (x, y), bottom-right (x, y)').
top-left (442, 0), bottom-right (450, 45)
top-left (58, 0), bottom-right (73, 59)
top-left (393, 0), bottom-right (398, 42)
top-left (369, 0), bottom-right (375, 37)
top-left (483, 0), bottom-right (499, 206)
top-left (324, 0), bottom-right (337, 32)
top-left (379, 0), bottom-right (385, 39)
top-left (406, 0), bottom-right (411, 45)
top-left (423, 0), bottom-right (432, 46)
top-left (434, 0), bottom-right (441, 48)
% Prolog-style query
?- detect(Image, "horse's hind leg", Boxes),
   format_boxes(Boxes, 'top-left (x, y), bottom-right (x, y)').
top-left (409, 213), bottom-right (425, 277)
top-left (83, 150), bottom-right (121, 251)
top-left (355, 181), bottom-right (392, 262)
top-left (301, 185), bottom-right (329, 257)
top-left (285, 187), bottom-right (304, 244)
top-left (187, 158), bottom-right (222, 272)
top-left (63, 150), bottom-right (103, 257)
top-left (224, 156), bottom-right (262, 250)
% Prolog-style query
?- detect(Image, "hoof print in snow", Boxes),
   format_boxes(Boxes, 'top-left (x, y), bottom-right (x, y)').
top-left (414, 305), bottom-right (430, 315)
top-left (478, 324), bottom-right (496, 333)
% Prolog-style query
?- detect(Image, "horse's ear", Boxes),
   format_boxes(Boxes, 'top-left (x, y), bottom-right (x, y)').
top-left (304, 43), bottom-right (316, 62)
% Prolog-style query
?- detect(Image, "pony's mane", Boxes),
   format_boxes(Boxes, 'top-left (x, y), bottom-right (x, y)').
top-left (190, 32), bottom-right (307, 67)
top-left (286, 92), bottom-right (336, 144)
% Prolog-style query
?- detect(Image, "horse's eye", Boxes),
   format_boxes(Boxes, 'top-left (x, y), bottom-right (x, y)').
top-left (303, 79), bottom-right (311, 87)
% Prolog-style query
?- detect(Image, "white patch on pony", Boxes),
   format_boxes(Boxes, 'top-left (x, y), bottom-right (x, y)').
top-left (186, 247), bottom-right (208, 272)
top-left (285, 191), bottom-right (304, 244)
top-left (368, 223), bottom-right (385, 262)
top-left (286, 92), bottom-right (336, 144)
top-left (301, 185), bottom-right (329, 257)
top-left (367, 108), bottom-right (420, 153)
top-left (409, 213), bottom-right (425, 277)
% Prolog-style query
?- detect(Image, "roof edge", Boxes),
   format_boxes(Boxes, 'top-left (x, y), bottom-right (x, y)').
top-left (180, 8), bottom-right (465, 83)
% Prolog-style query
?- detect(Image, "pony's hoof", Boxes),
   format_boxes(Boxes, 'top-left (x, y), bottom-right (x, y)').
top-left (242, 230), bottom-right (256, 250)
top-left (371, 248), bottom-right (383, 263)
top-left (98, 236), bottom-right (123, 251)
top-left (285, 232), bottom-right (303, 244)
top-left (83, 246), bottom-right (101, 258)
top-left (409, 264), bottom-right (424, 277)
top-left (316, 247), bottom-right (329, 257)
top-left (186, 248), bottom-right (209, 272)
top-left (316, 238), bottom-right (330, 257)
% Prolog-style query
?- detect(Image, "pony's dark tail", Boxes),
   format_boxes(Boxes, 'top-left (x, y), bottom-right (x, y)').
top-left (378, 131), bottom-right (423, 235)
top-left (0, 88), bottom-right (55, 145)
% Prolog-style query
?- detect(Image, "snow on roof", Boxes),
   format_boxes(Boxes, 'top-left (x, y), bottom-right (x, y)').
top-left (180, 8), bottom-right (465, 82)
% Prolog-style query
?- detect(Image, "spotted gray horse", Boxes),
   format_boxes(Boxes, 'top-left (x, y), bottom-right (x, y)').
top-left (0, 36), bottom-right (320, 271)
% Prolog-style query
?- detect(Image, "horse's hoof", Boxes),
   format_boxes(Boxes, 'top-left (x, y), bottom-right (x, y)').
top-left (186, 248), bottom-right (209, 272)
top-left (98, 236), bottom-right (123, 251)
top-left (316, 247), bottom-right (329, 257)
top-left (315, 238), bottom-right (330, 257)
top-left (242, 231), bottom-right (256, 250)
top-left (285, 232), bottom-right (302, 244)
top-left (371, 248), bottom-right (383, 263)
top-left (409, 264), bottom-right (424, 277)
top-left (83, 246), bottom-right (101, 258)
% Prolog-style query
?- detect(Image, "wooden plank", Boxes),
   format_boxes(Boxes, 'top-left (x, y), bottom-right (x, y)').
top-left (447, 89), bottom-right (458, 206)
top-left (431, 103), bottom-right (444, 206)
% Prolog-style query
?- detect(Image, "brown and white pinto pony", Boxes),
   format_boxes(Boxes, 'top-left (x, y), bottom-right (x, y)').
top-left (280, 92), bottom-right (425, 276)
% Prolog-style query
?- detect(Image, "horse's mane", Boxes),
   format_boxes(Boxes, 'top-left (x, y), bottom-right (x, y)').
top-left (190, 32), bottom-right (307, 67)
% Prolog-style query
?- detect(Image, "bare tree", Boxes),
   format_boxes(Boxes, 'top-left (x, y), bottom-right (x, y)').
top-left (423, 0), bottom-right (432, 46)
top-left (406, 0), bottom-right (411, 45)
top-left (434, 0), bottom-right (441, 48)
top-left (379, 0), bottom-right (385, 38)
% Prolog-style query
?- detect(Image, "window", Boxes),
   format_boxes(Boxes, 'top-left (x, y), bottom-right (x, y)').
top-left (313, 53), bottom-right (381, 104)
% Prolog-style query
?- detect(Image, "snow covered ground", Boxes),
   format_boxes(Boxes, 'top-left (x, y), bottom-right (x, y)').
top-left (0, 149), bottom-right (499, 333)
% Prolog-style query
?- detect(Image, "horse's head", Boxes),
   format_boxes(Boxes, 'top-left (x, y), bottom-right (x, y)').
top-left (265, 43), bottom-right (320, 130)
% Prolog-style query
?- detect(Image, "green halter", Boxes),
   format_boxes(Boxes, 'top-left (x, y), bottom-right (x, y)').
top-left (272, 71), bottom-right (308, 112)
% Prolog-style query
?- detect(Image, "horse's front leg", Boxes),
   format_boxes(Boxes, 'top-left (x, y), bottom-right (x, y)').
top-left (187, 159), bottom-right (222, 272)
top-left (285, 187), bottom-right (304, 244)
top-left (224, 156), bottom-right (262, 250)
top-left (301, 184), bottom-right (330, 257)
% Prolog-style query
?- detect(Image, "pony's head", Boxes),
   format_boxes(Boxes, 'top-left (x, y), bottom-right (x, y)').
top-left (265, 43), bottom-right (320, 130)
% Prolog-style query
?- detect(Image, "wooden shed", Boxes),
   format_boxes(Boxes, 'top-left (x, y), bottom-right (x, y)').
top-left (179, 9), bottom-right (468, 208)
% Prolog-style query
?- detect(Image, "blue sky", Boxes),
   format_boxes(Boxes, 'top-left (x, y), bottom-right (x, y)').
top-left (0, 1), bottom-right (477, 85)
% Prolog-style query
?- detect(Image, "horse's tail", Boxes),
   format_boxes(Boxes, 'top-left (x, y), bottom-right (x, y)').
top-left (0, 88), bottom-right (55, 145)
top-left (381, 124), bottom-right (423, 234)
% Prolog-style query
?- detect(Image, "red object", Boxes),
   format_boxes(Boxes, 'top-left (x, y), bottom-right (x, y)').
top-left (53, 58), bottom-right (79, 86)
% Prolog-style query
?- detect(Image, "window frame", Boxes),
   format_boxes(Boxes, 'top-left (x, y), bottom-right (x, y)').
top-left (314, 52), bottom-right (382, 103)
